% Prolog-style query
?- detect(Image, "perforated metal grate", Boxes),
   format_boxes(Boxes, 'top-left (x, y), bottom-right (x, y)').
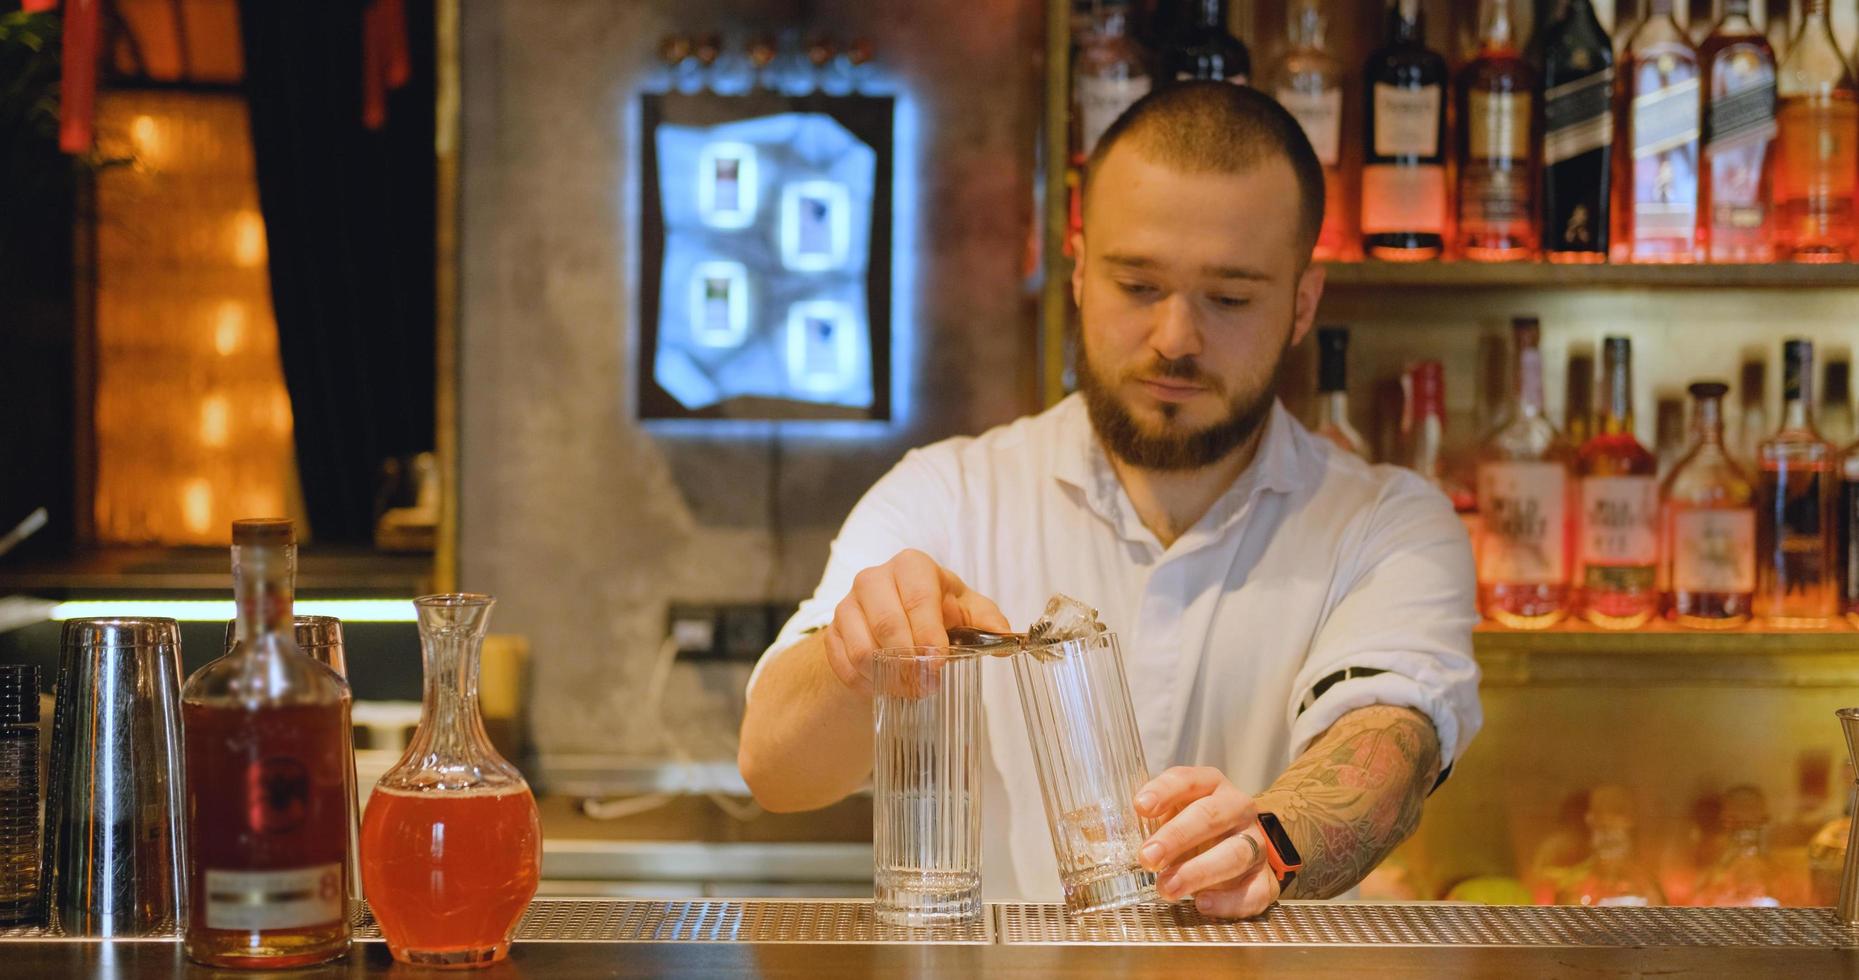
top-left (6, 900), bottom-right (1857, 948)
top-left (991, 901), bottom-right (1859, 948)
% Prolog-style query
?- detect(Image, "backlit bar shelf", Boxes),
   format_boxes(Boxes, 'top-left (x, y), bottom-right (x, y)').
top-left (1320, 261), bottom-right (1859, 290)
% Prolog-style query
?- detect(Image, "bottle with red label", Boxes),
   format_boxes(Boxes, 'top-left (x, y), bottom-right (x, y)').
top-left (182, 519), bottom-right (352, 968)
top-left (1577, 337), bottom-right (1661, 629)
top-left (1663, 381), bottom-right (1757, 628)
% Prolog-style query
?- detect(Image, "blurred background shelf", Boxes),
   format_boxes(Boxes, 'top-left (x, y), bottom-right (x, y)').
top-left (1473, 624), bottom-right (1859, 687)
top-left (1320, 262), bottom-right (1859, 290)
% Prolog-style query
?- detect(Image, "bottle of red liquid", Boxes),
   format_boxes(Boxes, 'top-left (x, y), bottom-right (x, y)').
top-left (182, 519), bottom-right (352, 968)
top-left (361, 593), bottom-right (540, 968)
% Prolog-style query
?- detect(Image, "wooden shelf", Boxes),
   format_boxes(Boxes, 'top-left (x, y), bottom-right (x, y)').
top-left (1472, 623), bottom-right (1859, 687)
top-left (1320, 261), bottom-right (1859, 290)
top-left (0, 547), bottom-right (433, 597)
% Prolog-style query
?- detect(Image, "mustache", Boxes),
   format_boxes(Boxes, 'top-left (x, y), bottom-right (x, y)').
top-left (1131, 355), bottom-right (1222, 392)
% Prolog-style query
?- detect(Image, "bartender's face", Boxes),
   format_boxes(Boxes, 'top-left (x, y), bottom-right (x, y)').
top-left (1071, 142), bottom-right (1324, 471)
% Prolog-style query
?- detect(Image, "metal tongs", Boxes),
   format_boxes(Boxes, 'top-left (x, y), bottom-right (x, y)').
top-left (947, 622), bottom-right (1084, 662)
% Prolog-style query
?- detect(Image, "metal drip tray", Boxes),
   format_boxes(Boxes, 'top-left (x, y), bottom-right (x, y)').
top-left (502, 898), bottom-right (991, 944)
top-left (993, 901), bottom-right (1859, 948)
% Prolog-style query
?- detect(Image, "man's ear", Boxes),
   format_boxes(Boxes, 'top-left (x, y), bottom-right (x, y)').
top-left (1290, 261), bottom-right (1326, 347)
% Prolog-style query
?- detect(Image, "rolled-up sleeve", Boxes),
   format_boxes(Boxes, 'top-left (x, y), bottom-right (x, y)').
top-left (745, 446), bottom-right (961, 696)
top-left (1285, 473), bottom-right (1482, 782)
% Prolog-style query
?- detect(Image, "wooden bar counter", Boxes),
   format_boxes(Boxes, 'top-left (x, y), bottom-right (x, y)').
top-left (6, 898), bottom-right (1859, 977)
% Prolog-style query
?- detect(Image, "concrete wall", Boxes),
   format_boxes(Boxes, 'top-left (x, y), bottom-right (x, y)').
top-left (457, 1), bottom-right (1043, 764)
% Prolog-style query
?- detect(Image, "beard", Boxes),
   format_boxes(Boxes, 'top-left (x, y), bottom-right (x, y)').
top-left (1078, 336), bottom-right (1285, 472)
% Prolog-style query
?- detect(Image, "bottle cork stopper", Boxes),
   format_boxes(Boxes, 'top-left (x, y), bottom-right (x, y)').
top-left (232, 518), bottom-right (294, 545)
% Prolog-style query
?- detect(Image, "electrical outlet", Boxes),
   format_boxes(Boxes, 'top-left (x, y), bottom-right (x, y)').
top-left (666, 602), bottom-right (800, 661)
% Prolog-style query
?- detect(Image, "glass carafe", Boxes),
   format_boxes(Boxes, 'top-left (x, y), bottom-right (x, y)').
top-left (360, 594), bottom-right (541, 968)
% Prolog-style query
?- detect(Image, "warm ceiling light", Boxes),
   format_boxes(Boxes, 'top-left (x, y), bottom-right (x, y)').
top-left (198, 394), bottom-right (231, 448)
top-left (181, 478), bottom-right (214, 534)
top-left (231, 210), bottom-right (267, 267)
top-left (213, 301), bottom-right (246, 356)
top-left (130, 113), bottom-right (165, 166)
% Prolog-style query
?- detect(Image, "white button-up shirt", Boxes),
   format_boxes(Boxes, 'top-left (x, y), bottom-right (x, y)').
top-left (750, 393), bottom-right (1482, 902)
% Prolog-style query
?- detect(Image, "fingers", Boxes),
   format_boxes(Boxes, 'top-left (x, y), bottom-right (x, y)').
top-left (1135, 768), bottom-right (1257, 873)
top-left (1188, 868), bottom-right (1280, 921)
top-left (828, 550), bottom-right (1012, 695)
top-left (1154, 828), bottom-right (1267, 902)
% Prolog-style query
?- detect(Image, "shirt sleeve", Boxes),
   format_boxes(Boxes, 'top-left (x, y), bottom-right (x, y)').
top-left (745, 445), bottom-right (962, 696)
top-left (1284, 471), bottom-right (1482, 786)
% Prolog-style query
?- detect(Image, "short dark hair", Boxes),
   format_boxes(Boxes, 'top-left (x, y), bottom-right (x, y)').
top-left (1084, 81), bottom-right (1326, 257)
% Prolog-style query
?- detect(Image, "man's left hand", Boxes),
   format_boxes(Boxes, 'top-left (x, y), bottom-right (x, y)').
top-left (1133, 766), bottom-right (1280, 920)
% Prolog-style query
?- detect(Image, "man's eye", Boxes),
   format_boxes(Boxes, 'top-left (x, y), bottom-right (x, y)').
top-left (1116, 281), bottom-right (1158, 298)
top-left (1210, 295), bottom-right (1249, 309)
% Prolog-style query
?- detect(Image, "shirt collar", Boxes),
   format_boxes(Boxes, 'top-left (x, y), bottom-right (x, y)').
top-left (1051, 395), bottom-right (1319, 545)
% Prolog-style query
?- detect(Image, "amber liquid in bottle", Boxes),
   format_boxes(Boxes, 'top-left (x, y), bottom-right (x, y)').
top-left (1697, 0), bottom-right (1777, 261)
top-left (1617, 0), bottom-right (1703, 262)
top-left (1577, 337), bottom-right (1660, 629)
top-left (1756, 340), bottom-right (1837, 626)
top-left (182, 519), bottom-right (351, 968)
top-left (1476, 317), bottom-right (1577, 628)
top-left (1771, 0), bottom-right (1859, 261)
top-left (1663, 381), bottom-right (1757, 627)
top-left (1457, 0), bottom-right (1537, 260)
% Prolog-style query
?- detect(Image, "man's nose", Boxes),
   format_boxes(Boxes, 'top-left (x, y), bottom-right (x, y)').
top-left (1150, 294), bottom-right (1203, 361)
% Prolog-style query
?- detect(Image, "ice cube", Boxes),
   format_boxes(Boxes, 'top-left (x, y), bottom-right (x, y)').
top-left (1028, 593), bottom-right (1106, 649)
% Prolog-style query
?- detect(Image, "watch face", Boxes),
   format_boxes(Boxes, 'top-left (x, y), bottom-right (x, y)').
top-left (1257, 812), bottom-right (1302, 869)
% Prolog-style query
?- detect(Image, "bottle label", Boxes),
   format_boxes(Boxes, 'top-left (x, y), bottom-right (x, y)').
top-left (1373, 83), bottom-right (1442, 158)
top-left (1477, 462), bottom-right (1568, 585)
top-left (1470, 91), bottom-right (1531, 161)
top-left (1544, 70), bottom-right (1615, 165)
top-left (1278, 87), bottom-right (1342, 166)
top-left (1462, 162), bottom-right (1533, 225)
top-left (1078, 75), bottom-right (1152, 157)
top-left (1362, 164), bottom-right (1446, 233)
top-left (1672, 508), bottom-right (1757, 594)
top-left (203, 865), bottom-right (344, 931)
top-left (1632, 75), bottom-right (1701, 159)
top-left (1705, 47), bottom-right (1776, 149)
top-left (1579, 475), bottom-right (1659, 573)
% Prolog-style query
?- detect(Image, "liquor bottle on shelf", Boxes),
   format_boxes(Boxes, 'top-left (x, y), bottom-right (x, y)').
top-left (1756, 338), bottom-right (1838, 626)
top-left (1269, 0), bottom-right (1349, 261)
top-left (1556, 785), bottom-right (1666, 906)
top-left (1073, 0), bottom-right (1152, 163)
top-left (1734, 358), bottom-right (1769, 469)
top-left (1806, 761), bottom-right (1852, 905)
top-left (1362, 0), bottom-right (1449, 260)
top-left (1764, 0), bottom-right (1793, 62)
top-left (1576, 337), bottom-right (1661, 629)
top-left (1838, 420), bottom-right (1859, 625)
top-left (1772, 0), bottom-right (1858, 262)
top-left (1663, 381), bottom-right (1757, 628)
top-left (1476, 317), bottom-right (1576, 628)
top-left (1822, 359), bottom-right (1854, 447)
top-left (1690, 785), bottom-right (1786, 906)
top-left (1456, 0), bottom-right (1537, 260)
top-left (1159, 0), bottom-right (1249, 85)
top-left (1567, 350), bottom-right (1597, 447)
top-left (1698, 0), bottom-right (1778, 261)
top-left (1654, 395), bottom-right (1688, 478)
top-left (1312, 325), bottom-right (1371, 459)
top-left (182, 520), bottom-right (351, 968)
top-left (1407, 360), bottom-right (1477, 513)
top-left (1617, 0), bottom-right (1703, 262)
top-left (1540, 0), bottom-right (1616, 262)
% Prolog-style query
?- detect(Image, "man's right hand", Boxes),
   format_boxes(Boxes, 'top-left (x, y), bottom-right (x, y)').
top-left (822, 549), bottom-right (1011, 695)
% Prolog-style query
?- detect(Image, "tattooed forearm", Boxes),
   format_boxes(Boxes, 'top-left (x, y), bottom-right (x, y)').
top-left (1252, 705), bottom-right (1442, 899)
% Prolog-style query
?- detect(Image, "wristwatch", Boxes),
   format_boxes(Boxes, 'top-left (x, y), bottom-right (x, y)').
top-left (1255, 812), bottom-right (1303, 892)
